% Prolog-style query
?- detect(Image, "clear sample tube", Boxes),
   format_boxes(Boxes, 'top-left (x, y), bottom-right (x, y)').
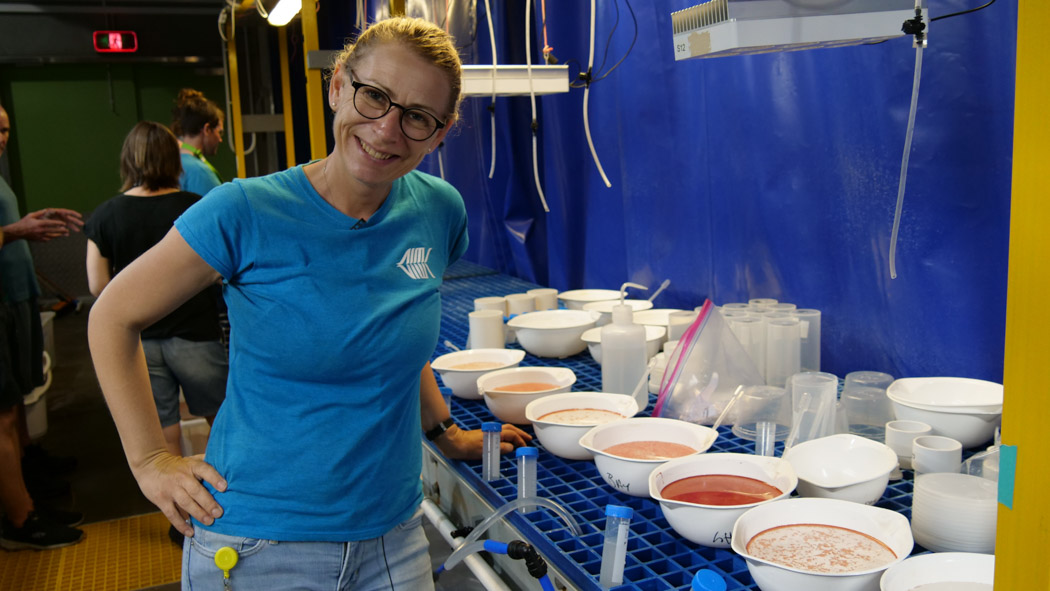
top-left (792, 309), bottom-right (821, 373)
top-left (755, 420), bottom-right (777, 456)
top-left (516, 446), bottom-right (538, 512)
top-left (599, 504), bottom-right (633, 589)
top-left (482, 422), bottom-right (501, 481)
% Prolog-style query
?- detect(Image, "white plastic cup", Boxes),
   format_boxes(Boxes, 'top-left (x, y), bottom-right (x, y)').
top-left (748, 298), bottom-right (778, 310)
top-left (474, 296), bottom-right (507, 314)
top-left (791, 309), bottom-right (821, 373)
top-left (469, 310), bottom-right (505, 350)
top-left (765, 316), bottom-right (801, 387)
top-left (504, 293), bottom-right (536, 316)
top-left (912, 435), bottom-right (963, 476)
top-left (785, 371), bottom-right (838, 448)
top-left (667, 311), bottom-right (698, 342)
top-left (885, 419), bottom-right (933, 469)
top-left (527, 288), bottom-right (558, 311)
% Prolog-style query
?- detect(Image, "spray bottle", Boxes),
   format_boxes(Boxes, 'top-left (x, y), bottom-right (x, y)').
top-left (601, 282), bottom-right (648, 397)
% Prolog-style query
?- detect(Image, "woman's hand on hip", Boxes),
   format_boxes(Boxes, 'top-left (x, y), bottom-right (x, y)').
top-left (132, 451), bottom-right (228, 537)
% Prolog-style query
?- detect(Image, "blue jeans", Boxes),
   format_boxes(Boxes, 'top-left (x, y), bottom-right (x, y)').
top-left (182, 508), bottom-right (434, 591)
top-left (143, 337), bottom-right (228, 427)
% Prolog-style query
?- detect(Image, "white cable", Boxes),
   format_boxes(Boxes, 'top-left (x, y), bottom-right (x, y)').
top-left (584, 0), bottom-right (612, 188)
top-left (889, 42), bottom-right (925, 279)
top-left (484, 0), bottom-right (498, 179)
top-left (419, 499), bottom-right (513, 591)
top-left (437, 144), bottom-right (446, 180)
top-left (525, 0), bottom-right (550, 212)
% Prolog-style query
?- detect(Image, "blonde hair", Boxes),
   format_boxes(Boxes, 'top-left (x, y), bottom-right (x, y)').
top-left (119, 121), bottom-right (181, 192)
top-left (330, 17), bottom-right (462, 124)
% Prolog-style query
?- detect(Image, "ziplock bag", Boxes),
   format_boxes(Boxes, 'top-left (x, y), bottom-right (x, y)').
top-left (653, 300), bottom-right (766, 424)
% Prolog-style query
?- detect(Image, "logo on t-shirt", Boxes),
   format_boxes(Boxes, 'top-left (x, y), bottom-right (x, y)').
top-left (397, 247), bottom-right (435, 279)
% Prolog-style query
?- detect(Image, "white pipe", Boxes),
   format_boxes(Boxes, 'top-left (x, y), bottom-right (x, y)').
top-left (525, 0), bottom-right (551, 212)
top-left (420, 498), bottom-right (513, 591)
top-left (584, 0), bottom-right (612, 188)
top-left (484, 0), bottom-right (498, 179)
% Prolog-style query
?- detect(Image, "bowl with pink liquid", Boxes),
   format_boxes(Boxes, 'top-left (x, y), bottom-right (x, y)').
top-left (525, 392), bottom-right (640, 460)
top-left (578, 417), bottom-right (718, 498)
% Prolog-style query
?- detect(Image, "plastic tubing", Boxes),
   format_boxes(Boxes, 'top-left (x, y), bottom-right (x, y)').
top-left (484, 0), bottom-right (498, 178)
top-left (584, 0), bottom-right (612, 188)
top-left (525, 0), bottom-right (551, 212)
top-left (444, 497), bottom-right (583, 571)
top-left (889, 44), bottom-right (924, 279)
top-left (540, 574), bottom-right (555, 591)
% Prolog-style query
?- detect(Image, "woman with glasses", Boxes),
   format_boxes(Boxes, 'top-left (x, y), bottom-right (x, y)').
top-left (88, 17), bottom-right (530, 589)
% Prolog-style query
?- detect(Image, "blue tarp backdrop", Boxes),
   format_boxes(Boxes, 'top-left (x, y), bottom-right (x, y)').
top-left (363, 1), bottom-right (1014, 382)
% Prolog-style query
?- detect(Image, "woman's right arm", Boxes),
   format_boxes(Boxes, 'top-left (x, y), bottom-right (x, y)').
top-left (85, 239), bottom-right (111, 297)
top-left (88, 226), bottom-right (228, 536)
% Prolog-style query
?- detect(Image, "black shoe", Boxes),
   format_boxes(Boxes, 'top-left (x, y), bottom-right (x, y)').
top-left (22, 443), bottom-right (78, 475)
top-left (168, 525), bottom-right (185, 547)
top-left (35, 507), bottom-right (84, 527)
top-left (24, 473), bottom-right (71, 500)
top-left (0, 512), bottom-right (85, 551)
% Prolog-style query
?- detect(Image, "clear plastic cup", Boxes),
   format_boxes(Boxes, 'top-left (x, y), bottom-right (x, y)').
top-left (730, 385), bottom-right (791, 455)
top-left (791, 309), bottom-right (821, 373)
top-left (785, 371), bottom-right (839, 449)
top-left (764, 316), bottom-right (801, 387)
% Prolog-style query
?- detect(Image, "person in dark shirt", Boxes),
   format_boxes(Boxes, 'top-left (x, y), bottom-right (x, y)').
top-left (85, 121), bottom-right (227, 459)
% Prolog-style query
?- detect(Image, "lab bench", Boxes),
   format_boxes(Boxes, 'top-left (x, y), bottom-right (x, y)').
top-left (422, 261), bottom-right (917, 591)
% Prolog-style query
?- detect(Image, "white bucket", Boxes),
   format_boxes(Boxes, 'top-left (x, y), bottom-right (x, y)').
top-left (24, 352), bottom-right (52, 440)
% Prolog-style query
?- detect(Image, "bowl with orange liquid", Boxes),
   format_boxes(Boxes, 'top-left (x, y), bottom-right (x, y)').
top-left (649, 453), bottom-right (797, 548)
top-left (477, 366), bottom-right (577, 424)
top-left (525, 392), bottom-right (640, 460)
top-left (578, 417), bottom-right (718, 498)
top-left (431, 349), bottom-right (527, 400)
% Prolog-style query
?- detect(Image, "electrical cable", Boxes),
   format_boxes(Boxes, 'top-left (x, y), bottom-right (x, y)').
top-left (583, 0), bottom-right (613, 188)
top-left (483, 0), bottom-right (498, 178)
top-left (525, 0), bottom-right (551, 212)
top-left (592, 0), bottom-right (637, 83)
top-left (931, 0), bottom-right (996, 21)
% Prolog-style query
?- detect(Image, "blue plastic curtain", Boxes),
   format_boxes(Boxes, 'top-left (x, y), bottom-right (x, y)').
top-left (401, 1), bottom-right (1015, 382)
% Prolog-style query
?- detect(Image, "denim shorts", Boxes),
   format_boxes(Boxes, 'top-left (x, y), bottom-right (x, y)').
top-left (142, 337), bottom-right (228, 427)
top-left (182, 507), bottom-right (434, 591)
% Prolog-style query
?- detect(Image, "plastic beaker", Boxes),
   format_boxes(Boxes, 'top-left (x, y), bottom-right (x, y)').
top-left (784, 372), bottom-right (839, 449)
top-left (844, 370), bottom-right (894, 391)
top-left (730, 385), bottom-right (791, 455)
top-left (726, 315), bottom-right (766, 379)
top-left (792, 309), bottom-right (821, 373)
top-left (764, 316), bottom-right (801, 387)
top-left (842, 385), bottom-right (894, 443)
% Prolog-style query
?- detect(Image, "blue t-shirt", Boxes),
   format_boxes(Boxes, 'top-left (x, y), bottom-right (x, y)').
top-left (175, 165), bottom-right (467, 541)
top-left (179, 153), bottom-right (221, 197)
top-left (0, 176), bottom-right (40, 304)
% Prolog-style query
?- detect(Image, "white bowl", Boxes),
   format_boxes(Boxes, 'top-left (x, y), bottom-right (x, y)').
top-left (732, 498), bottom-right (913, 591)
top-left (431, 349), bottom-right (527, 400)
top-left (887, 377), bottom-right (1003, 413)
top-left (557, 289), bottom-right (622, 310)
top-left (649, 453), bottom-right (797, 548)
top-left (582, 299), bottom-right (654, 326)
top-left (524, 393), bottom-right (639, 460)
top-left (580, 325), bottom-right (667, 366)
top-left (632, 308), bottom-right (688, 328)
top-left (506, 310), bottom-right (598, 358)
top-left (783, 434), bottom-right (899, 505)
top-left (579, 417), bottom-right (718, 498)
top-left (890, 400), bottom-right (1000, 449)
top-left (477, 366), bottom-right (576, 424)
top-left (880, 552), bottom-right (994, 591)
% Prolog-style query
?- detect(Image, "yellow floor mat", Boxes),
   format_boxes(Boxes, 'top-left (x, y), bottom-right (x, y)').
top-left (0, 512), bottom-right (181, 591)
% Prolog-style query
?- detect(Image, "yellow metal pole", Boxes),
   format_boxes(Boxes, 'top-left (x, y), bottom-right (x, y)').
top-left (300, 0), bottom-right (328, 160)
top-left (995, 1), bottom-right (1050, 589)
top-left (390, 0), bottom-right (405, 16)
top-left (278, 27), bottom-right (297, 168)
top-left (225, 14), bottom-right (247, 178)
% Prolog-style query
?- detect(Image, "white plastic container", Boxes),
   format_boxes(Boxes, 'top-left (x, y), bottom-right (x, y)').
top-left (601, 304), bottom-right (646, 396)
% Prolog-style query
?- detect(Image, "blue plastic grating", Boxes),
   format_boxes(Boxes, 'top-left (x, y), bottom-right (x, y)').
top-left (429, 268), bottom-right (928, 591)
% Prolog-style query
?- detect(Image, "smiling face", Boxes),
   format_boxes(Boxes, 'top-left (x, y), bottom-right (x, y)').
top-left (327, 42), bottom-right (451, 195)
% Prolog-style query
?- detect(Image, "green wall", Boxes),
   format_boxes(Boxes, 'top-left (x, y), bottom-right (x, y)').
top-left (0, 63), bottom-right (233, 215)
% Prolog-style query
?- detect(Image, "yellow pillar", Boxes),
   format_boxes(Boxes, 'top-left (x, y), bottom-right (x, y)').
top-left (225, 13), bottom-right (247, 178)
top-left (300, 0), bottom-right (328, 160)
top-left (995, 1), bottom-right (1050, 589)
top-left (278, 27), bottom-right (297, 168)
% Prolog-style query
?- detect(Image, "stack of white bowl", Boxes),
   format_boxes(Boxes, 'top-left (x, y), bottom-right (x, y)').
top-left (910, 472), bottom-right (996, 553)
top-left (886, 377), bottom-right (1003, 448)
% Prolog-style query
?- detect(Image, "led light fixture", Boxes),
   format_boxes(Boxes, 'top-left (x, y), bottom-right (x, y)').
top-left (671, 0), bottom-right (926, 60)
top-left (267, 0), bottom-right (302, 26)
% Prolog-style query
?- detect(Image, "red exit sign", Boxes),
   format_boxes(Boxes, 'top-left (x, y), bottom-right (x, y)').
top-left (93, 31), bottom-right (138, 53)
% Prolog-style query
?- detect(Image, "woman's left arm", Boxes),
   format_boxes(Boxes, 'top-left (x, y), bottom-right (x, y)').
top-left (420, 362), bottom-right (531, 459)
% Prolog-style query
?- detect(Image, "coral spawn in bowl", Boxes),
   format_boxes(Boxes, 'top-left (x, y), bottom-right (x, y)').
top-left (537, 408), bottom-right (625, 424)
top-left (661, 474), bottom-right (783, 506)
top-left (603, 441), bottom-right (698, 460)
top-left (489, 381), bottom-right (561, 393)
top-left (746, 524), bottom-right (897, 575)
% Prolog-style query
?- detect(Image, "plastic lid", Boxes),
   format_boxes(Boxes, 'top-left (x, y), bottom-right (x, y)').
top-left (605, 504), bottom-right (633, 519)
top-left (516, 446), bottom-right (539, 458)
top-left (481, 421), bottom-right (501, 433)
top-left (611, 304), bottom-right (634, 325)
top-left (691, 569), bottom-right (727, 591)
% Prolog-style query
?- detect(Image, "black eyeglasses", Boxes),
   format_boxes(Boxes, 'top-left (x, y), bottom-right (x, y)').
top-left (348, 74), bottom-right (446, 141)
